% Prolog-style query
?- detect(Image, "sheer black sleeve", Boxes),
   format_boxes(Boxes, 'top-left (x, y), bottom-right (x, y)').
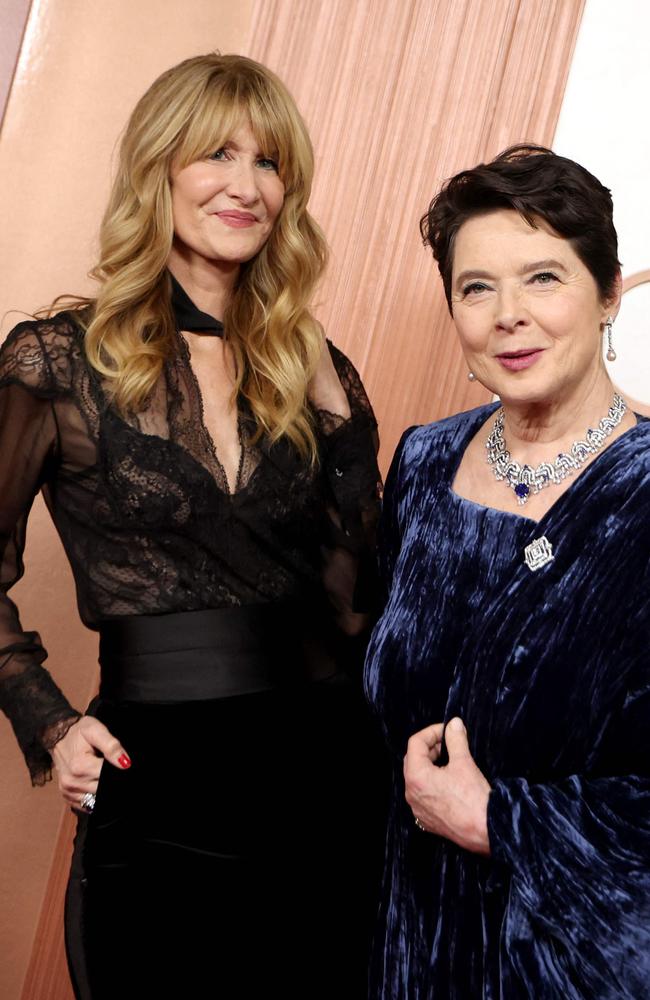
top-left (0, 322), bottom-right (81, 785)
top-left (314, 342), bottom-right (382, 634)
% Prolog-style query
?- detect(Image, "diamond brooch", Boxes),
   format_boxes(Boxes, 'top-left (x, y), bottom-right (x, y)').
top-left (524, 536), bottom-right (554, 572)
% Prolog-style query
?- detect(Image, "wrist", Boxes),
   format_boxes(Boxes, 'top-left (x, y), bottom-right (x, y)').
top-left (43, 713), bottom-right (83, 753)
top-left (466, 793), bottom-right (491, 855)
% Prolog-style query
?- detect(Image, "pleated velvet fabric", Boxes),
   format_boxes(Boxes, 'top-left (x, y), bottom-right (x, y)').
top-left (365, 404), bottom-right (650, 999)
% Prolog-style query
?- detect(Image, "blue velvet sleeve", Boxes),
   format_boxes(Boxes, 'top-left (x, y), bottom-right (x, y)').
top-left (487, 634), bottom-right (650, 997)
top-left (378, 426), bottom-right (419, 593)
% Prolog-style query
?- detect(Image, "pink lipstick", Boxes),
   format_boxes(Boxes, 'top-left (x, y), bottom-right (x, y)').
top-left (496, 349), bottom-right (544, 372)
top-left (215, 211), bottom-right (257, 228)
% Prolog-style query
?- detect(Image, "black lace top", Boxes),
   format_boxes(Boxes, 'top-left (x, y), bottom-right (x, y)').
top-left (0, 291), bottom-right (380, 784)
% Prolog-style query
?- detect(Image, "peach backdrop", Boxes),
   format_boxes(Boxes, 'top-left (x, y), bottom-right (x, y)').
top-left (0, 4), bottom-right (254, 997)
top-left (0, 2), bottom-right (584, 996)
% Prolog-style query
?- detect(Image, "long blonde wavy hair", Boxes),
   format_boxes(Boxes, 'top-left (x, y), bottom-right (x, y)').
top-left (82, 54), bottom-right (327, 461)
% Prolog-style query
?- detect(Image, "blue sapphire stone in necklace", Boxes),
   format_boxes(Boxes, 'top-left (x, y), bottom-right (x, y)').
top-left (485, 394), bottom-right (627, 507)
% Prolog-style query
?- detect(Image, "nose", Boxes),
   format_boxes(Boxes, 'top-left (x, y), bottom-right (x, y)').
top-left (494, 286), bottom-right (529, 334)
top-left (225, 159), bottom-right (259, 206)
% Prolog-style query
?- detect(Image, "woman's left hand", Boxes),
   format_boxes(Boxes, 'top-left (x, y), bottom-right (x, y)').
top-left (306, 333), bottom-right (351, 418)
top-left (404, 717), bottom-right (491, 855)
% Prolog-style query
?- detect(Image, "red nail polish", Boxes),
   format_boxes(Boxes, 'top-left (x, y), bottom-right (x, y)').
top-left (118, 753), bottom-right (131, 769)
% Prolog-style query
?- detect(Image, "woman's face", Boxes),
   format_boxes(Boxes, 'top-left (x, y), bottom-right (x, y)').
top-left (450, 209), bottom-right (618, 408)
top-left (170, 121), bottom-right (285, 270)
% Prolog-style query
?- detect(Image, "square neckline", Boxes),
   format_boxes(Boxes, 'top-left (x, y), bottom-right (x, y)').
top-left (447, 403), bottom-right (646, 530)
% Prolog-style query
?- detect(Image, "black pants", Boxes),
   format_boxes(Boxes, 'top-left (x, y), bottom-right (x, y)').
top-left (66, 680), bottom-right (388, 999)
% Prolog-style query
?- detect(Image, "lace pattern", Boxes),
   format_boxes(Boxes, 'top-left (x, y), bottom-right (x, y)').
top-left (0, 312), bottom-right (381, 783)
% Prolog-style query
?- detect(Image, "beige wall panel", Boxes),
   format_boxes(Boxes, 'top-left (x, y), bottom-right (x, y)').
top-left (246, 0), bottom-right (586, 470)
top-left (0, 0), bottom-right (32, 125)
top-left (0, 4), bottom-right (253, 998)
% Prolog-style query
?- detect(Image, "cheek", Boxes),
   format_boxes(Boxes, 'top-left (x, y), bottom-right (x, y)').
top-left (264, 182), bottom-right (285, 224)
top-left (170, 193), bottom-right (186, 234)
top-left (453, 311), bottom-right (490, 354)
top-left (171, 168), bottom-right (218, 210)
top-left (171, 180), bottom-right (213, 238)
top-left (536, 300), bottom-right (577, 338)
top-left (170, 178), bottom-right (195, 221)
top-left (535, 300), bottom-right (600, 357)
top-left (170, 195), bottom-right (195, 243)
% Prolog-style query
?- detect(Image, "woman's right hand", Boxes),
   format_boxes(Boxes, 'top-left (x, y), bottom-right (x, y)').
top-left (51, 716), bottom-right (131, 810)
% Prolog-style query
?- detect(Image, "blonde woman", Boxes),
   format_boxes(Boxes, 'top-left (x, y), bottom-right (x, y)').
top-left (0, 55), bottom-right (386, 998)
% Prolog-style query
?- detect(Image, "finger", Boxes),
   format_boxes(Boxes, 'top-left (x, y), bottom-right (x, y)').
top-left (429, 740), bottom-right (443, 762)
top-left (63, 790), bottom-right (85, 809)
top-left (71, 788), bottom-right (98, 813)
top-left (408, 723), bottom-right (445, 754)
top-left (412, 815), bottom-right (429, 833)
top-left (76, 742), bottom-right (105, 774)
top-left (444, 717), bottom-right (472, 760)
top-left (58, 771), bottom-right (100, 801)
top-left (79, 718), bottom-right (132, 770)
top-left (60, 754), bottom-right (103, 786)
top-left (65, 777), bottom-right (100, 800)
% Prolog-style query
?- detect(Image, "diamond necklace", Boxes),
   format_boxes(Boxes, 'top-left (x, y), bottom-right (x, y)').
top-left (485, 393), bottom-right (627, 505)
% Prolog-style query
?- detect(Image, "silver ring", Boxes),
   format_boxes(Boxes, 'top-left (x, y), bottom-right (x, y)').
top-left (80, 792), bottom-right (96, 813)
top-left (414, 817), bottom-right (427, 832)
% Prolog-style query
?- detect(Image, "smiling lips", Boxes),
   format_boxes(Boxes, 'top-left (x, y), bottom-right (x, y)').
top-left (496, 348), bottom-right (544, 372)
top-left (215, 210), bottom-right (258, 228)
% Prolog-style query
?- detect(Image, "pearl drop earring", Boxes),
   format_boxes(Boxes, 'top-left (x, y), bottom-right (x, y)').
top-left (605, 316), bottom-right (616, 362)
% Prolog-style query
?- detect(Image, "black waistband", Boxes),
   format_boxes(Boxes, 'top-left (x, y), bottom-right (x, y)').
top-left (99, 603), bottom-right (306, 703)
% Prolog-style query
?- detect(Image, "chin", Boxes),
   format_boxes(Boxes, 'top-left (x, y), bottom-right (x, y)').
top-left (497, 387), bottom-right (558, 410)
top-left (489, 374), bottom-right (553, 407)
top-left (204, 246), bottom-right (263, 266)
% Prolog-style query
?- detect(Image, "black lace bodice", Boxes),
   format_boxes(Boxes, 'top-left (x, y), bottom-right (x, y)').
top-left (0, 306), bottom-right (380, 784)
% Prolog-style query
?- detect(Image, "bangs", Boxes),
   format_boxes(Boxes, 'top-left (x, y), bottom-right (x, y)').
top-left (174, 72), bottom-right (303, 192)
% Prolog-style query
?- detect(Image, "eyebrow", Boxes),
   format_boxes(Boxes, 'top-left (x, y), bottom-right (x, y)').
top-left (454, 259), bottom-right (568, 287)
top-left (221, 138), bottom-right (279, 158)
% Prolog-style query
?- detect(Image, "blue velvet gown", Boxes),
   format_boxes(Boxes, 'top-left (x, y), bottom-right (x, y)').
top-left (365, 404), bottom-right (650, 999)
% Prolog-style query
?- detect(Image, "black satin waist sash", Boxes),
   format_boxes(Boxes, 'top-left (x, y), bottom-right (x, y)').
top-left (98, 603), bottom-right (305, 703)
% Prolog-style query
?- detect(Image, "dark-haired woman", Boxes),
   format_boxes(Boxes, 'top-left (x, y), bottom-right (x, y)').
top-left (0, 55), bottom-right (386, 999)
top-left (366, 145), bottom-right (650, 998)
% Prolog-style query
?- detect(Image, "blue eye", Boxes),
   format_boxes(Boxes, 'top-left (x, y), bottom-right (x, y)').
top-left (531, 271), bottom-right (559, 285)
top-left (207, 148), bottom-right (228, 161)
top-left (462, 281), bottom-right (490, 296)
top-left (257, 157), bottom-right (279, 172)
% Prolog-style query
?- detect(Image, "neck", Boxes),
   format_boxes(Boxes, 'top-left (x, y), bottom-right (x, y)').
top-left (167, 246), bottom-right (239, 320)
top-left (500, 369), bottom-right (620, 457)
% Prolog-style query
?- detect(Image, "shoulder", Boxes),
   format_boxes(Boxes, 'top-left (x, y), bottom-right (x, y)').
top-left (608, 415), bottom-right (650, 514)
top-left (0, 310), bottom-right (86, 396)
top-left (597, 415), bottom-right (650, 491)
top-left (383, 404), bottom-right (498, 516)
top-left (633, 414), bottom-right (650, 466)
top-left (325, 338), bottom-right (376, 423)
top-left (395, 403), bottom-right (498, 472)
top-left (326, 339), bottom-right (362, 383)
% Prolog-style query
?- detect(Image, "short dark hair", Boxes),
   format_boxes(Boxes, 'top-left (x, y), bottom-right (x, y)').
top-left (421, 144), bottom-right (620, 312)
